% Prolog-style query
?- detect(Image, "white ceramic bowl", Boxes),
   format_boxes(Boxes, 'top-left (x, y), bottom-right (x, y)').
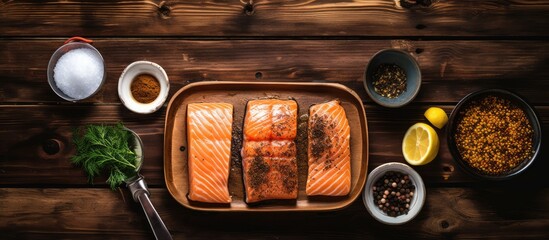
top-left (362, 162), bottom-right (426, 225)
top-left (118, 61), bottom-right (170, 114)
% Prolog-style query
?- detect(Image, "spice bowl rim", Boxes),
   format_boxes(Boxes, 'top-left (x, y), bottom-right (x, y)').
top-left (362, 162), bottom-right (426, 225)
top-left (446, 88), bottom-right (542, 181)
top-left (363, 49), bottom-right (422, 108)
top-left (118, 60), bottom-right (170, 114)
top-left (47, 41), bottom-right (107, 102)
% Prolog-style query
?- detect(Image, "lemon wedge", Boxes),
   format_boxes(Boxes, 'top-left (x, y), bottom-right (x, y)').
top-left (402, 123), bottom-right (439, 166)
top-left (424, 107), bottom-right (448, 129)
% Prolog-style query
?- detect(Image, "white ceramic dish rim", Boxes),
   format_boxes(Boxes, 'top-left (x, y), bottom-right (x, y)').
top-left (362, 162), bottom-right (426, 225)
top-left (118, 60), bottom-right (170, 114)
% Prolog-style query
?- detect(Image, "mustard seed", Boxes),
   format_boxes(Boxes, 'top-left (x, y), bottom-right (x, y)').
top-left (455, 95), bottom-right (534, 175)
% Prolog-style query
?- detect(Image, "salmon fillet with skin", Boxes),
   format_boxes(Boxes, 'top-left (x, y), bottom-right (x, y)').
top-left (306, 100), bottom-right (351, 196)
top-left (187, 103), bottom-right (233, 203)
top-left (242, 99), bottom-right (298, 203)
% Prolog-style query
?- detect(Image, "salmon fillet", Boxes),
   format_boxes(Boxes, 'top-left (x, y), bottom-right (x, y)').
top-left (242, 99), bottom-right (298, 203)
top-left (306, 100), bottom-right (351, 196)
top-left (187, 103), bottom-right (233, 203)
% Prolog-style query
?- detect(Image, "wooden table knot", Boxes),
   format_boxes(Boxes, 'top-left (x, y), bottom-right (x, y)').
top-left (442, 164), bottom-right (455, 180)
top-left (255, 71), bottom-right (263, 79)
top-left (158, 1), bottom-right (172, 19)
top-left (243, 2), bottom-right (255, 16)
top-left (401, 0), bottom-right (433, 8)
top-left (440, 220), bottom-right (450, 229)
top-left (42, 139), bottom-right (62, 155)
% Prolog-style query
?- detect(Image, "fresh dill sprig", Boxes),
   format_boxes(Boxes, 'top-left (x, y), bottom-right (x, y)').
top-left (71, 123), bottom-right (139, 190)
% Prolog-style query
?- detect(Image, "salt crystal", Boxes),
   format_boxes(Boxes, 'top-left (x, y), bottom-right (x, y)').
top-left (53, 48), bottom-right (104, 100)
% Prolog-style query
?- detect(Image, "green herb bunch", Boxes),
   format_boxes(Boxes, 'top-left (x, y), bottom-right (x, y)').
top-left (72, 123), bottom-right (140, 190)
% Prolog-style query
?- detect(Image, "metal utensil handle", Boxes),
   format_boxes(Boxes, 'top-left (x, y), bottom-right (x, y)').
top-left (128, 177), bottom-right (173, 240)
top-left (137, 191), bottom-right (173, 240)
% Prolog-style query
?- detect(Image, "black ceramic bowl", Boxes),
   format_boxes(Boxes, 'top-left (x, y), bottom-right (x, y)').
top-left (447, 89), bottom-right (542, 180)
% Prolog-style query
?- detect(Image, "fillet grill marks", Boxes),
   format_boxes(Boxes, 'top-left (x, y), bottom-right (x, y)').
top-left (242, 99), bottom-right (299, 203)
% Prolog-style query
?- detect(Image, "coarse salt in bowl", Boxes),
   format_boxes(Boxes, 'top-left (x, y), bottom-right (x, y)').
top-left (363, 162), bottom-right (426, 225)
top-left (118, 61), bottom-right (170, 114)
top-left (47, 42), bottom-right (106, 102)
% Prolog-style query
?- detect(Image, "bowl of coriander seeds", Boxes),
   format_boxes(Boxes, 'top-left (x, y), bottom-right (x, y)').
top-left (363, 162), bottom-right (426, 225)
top-left (447, 89), bottom-right (542, 180)
top-left (364, 49), bottom-right (421, 108)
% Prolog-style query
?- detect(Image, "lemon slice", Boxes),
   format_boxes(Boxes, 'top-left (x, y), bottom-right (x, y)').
top-left (424, 107), bottom-right (448, 129)
top-left (402, 123), bottom-right (439, 165)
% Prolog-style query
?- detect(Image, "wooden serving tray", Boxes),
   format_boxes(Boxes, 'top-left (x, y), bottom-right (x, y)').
top-left (164, 82), bottom-right (369, 211)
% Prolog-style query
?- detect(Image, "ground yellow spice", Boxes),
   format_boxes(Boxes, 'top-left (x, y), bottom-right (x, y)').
top-left (455, 96), bottom-right (534, 175)
top-left (131, 74), bottom-right (160, 103)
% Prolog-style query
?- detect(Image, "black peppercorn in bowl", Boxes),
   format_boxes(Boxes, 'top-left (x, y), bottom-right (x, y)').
top-left (362, 162), bottom-right (426, 225)
top-left (363, 49), bottom-right (421, 108)
top-left (447, 89), bottom-right (542, 180)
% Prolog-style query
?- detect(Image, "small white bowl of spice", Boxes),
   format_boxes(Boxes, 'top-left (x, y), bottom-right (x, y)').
top-left (363, 162), bottom-right (426, 225)
top-left (118, 61), bottom-right (170, 114)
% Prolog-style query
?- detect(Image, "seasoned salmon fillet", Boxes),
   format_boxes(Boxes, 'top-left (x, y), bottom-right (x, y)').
top-left (306, 100), bottom-right (351, 196)
top-left (187, 103), bottom-right (233, 203)
top-left (242, 99), bottom-right (298, 203)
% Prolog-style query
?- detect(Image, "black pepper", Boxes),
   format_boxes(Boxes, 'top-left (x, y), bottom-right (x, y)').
top-left (248, 156), bottom-right (269, 189)
top-left (372, 171), bottom-right (415, 217)
top-left (278, 160), bottom-right (298, 193)
top-left (231, 124), bottom-right (243, 168)
top-left (372, 63), bottom-right (407, 98)
top-left (310, 115), bottom-right (334, 165)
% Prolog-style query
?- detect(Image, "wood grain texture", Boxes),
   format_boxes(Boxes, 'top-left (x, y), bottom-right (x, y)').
top-left (1, 0), bottom-right (548, 37)
top-left (0, 105), bottom-right (166, 186)
top-left (1, 188), bottom-right (548, 239)
top-left (1, 39), bottom-right (548, 104)
top-left (1, 104), bottom-right (547, 187)
top-left (1, 1), bottom-right (548, 238)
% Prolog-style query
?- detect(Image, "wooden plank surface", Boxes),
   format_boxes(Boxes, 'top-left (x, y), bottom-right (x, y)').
top-left (1, 188), bottom-right (548, 239)
top-left (1, 0), bottom-right (548, 37)
top-left (1, 39), bottom-right (548, 104)
top-left (1, 0), bottom-right (548, 238)
top-left (1, 105), bottom-right (547, 187)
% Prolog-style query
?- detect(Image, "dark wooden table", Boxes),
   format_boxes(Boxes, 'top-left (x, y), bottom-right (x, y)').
top-left (1, 1), bottom-right (548, 239)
